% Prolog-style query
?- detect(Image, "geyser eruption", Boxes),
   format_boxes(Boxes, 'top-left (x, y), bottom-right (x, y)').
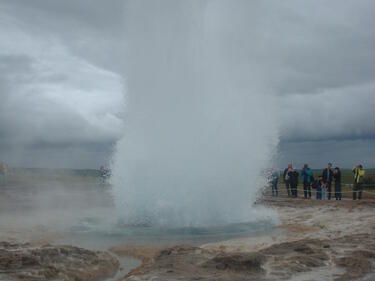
top-left (111, 1), bottom-right (279, 227)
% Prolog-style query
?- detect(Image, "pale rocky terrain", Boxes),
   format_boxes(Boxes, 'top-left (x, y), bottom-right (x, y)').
top-left (112, 199), bottom-right (375, 281)
top-left (1, 171), bottom-right (375, 281)
top-left (0, 242), bottom-right (119, 281)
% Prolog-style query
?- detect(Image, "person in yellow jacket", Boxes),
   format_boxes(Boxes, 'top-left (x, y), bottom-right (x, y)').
top-left (352, 164), bottom-right (365, 200)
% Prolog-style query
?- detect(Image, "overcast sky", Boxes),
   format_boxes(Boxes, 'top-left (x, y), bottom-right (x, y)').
top-left (0, 0), bottom-right (374, 169)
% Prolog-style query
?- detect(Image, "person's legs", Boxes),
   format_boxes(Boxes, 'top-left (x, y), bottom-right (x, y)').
top-left (327, 182), bottom-right (332, 200)
top-left (353, 183), bottom-right (357, 200)
top-left (358, 183), bottom-right (363, 200)
top-left (272, 182), bottom-right (276, 197)
top-left (308, 183), bottom-right (311, 198)
top-left (275, 181), bottom-right (278, 197)
top-left (322, 189), bottom-right (326, 200)
top-left (285, 182), bottom-right (290, 197)
top-left (316, 187), bottom-right (322, 200)
top-left (303, 182), bottom-right (307, 198)
top-left (100, 176), bottom-right (105, 185)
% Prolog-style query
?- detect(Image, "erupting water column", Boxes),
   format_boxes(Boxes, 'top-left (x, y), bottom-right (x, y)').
top-left (111, 1), bottom-right (279, 227)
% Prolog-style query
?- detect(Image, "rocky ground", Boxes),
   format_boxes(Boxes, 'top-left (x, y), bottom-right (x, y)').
top-left (0, 242), bottom-right (119, 281)
top-left (1, 173), bottom-right (375, 281)
top-left (111, 198), bottom-right (375, 281)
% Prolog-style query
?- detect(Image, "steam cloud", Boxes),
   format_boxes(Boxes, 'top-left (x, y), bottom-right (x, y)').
top-left (111, 1), bottom-right (279, 227)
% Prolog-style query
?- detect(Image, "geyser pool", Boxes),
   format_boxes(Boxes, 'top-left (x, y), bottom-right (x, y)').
top-left (111, 1), bottom-right (279, 227)
top-left (66, 216), bottom-right (276, 247)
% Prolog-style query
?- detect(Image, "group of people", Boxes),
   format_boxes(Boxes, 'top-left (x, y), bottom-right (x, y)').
top-left (270, 163), bottom-right (366, 200)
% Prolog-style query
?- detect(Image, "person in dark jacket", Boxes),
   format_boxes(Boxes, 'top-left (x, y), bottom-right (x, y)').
top-left (333, 167), bottom-right (342, 200)
top-left (301, 164), bottom-right (313, 199)
top-left (289, 168), bottom-right (299, 198)
top-left (283, 163), bottom-right (293, 197)
top-left (322, 163), bottom-right (333, 200)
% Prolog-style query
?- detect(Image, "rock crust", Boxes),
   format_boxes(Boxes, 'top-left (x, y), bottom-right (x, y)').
top-left (0, 242), bottom-right (119, 281)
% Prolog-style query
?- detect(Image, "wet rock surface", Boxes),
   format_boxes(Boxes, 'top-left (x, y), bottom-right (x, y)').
top-left (120, 199), bottom-right (375, 281)
top-left (0, 242), bottom-right (119, 281)
top-left (123, 245), bottom-right (266, 281)
top-left (203, 252), bottom-right (265, 272)
top-left (121, 235), bottom-right (375, 281)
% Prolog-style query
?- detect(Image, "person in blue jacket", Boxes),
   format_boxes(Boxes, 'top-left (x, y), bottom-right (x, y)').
top-left (301, 164), bottom-right (313, 199)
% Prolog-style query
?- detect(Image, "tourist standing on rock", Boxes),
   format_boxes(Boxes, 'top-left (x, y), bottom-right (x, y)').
top-left (271, 169), bottom-right (279, 197)
top-left (289, 168), bottom-right (299, 198)
top-left (301, 164), bottom-right (313, 199)
top-left (333, 167), bottom-right (342, 200)
top-left (283, 163), bottom-right (293, 197)
top-left (99, 165), bottom-right (109, 185)
top-left (352, 164), bottom-right (365, 200)
top-left (322, 163), bottom-right (333, 200)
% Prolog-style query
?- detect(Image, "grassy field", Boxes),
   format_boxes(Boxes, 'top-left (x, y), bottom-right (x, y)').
top-left (2, 167), bottom-right (101, 186)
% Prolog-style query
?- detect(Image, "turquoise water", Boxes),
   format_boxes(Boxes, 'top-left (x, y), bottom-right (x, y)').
top-left (59, 216), bottom-right (276, 279)
top-left (65, 216), bottom-right (275, 247)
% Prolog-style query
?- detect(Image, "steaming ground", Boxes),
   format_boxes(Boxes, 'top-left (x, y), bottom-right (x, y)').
top-left (0, 169), bottom-right (276, 244)
top-left (0, 169), bottom-right (115, 242)
top-left (0, 169), bottom-right (277, 281)
top-left (1, 169), bottom-right (375, 281)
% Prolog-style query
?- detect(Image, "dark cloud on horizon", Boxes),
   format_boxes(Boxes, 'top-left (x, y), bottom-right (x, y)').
top-left (0, 141), bottom-right (113, 169)
top-left (0, 0), bottom-right (374, 168)
top-left (278, 139), bottom-right (375, 169)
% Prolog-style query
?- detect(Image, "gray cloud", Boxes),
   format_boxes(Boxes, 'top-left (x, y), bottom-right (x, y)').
top-left (279, 81), bottom-right (375, 142)
top-left (278, 139), bottom-right (375, 169)
top-left (1, 0), bottom-right (375, 167)
top-left (0, 7), bottom-right (125, 167)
